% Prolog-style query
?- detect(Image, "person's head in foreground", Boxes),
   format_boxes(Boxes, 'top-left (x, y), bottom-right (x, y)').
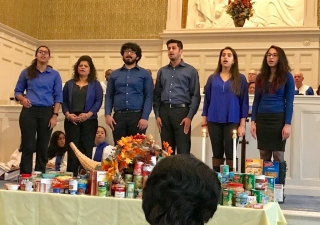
top-left (142, 154), bottom-right (221, 225)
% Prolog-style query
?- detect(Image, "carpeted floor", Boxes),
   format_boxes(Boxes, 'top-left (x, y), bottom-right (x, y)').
top-left (1, 180), bottom-right (319, 212)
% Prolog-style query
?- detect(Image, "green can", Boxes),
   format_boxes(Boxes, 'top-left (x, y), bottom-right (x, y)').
top-left (245, 174), bottom-right (256, 190)
top-left (124, 174), bottom-right (133, 183)
top-left (126, 182), bottom-right (135, 198)
top-left (97, 181), bottom-right (107, 197)
top-left (253, 190), bottom-right (264, 204)
top-left (233, 173), bottom-right (244, 184)
top-left (133, 175), bottom-right (143, 189)
top-left (222, 189), bottom-right (233, 206)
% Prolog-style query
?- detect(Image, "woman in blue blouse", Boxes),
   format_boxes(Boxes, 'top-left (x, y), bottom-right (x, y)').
top-left (62, 55), bottom-right (103, 176)
top-left (250, 45), bottom-right (294, 195)
top-left (14, 46), bottom-right (62, 174)
top-left (202, 47), bottom-right (249, 172)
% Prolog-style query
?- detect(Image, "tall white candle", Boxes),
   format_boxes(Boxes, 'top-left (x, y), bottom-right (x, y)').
top-left (201, 128), bottom-right (207, 163)
top-left (232, 130), bottom-right (237, 172)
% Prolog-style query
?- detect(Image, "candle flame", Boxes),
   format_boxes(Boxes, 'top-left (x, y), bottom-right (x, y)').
top-left (202, 128), bottom-right (207, 133)
top-left (233, 130), bottom-right (237, 134)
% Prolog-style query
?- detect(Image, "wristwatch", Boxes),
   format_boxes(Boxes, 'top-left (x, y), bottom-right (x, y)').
top-left (53, 113), bottom-right (59, 116)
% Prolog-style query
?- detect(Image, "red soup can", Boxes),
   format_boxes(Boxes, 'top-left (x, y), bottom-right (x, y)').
top-left (114, 184), bottom-right (126, 198)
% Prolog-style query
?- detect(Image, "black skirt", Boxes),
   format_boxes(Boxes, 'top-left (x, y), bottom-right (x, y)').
top-left (256, 112), bottom-right (286, 151)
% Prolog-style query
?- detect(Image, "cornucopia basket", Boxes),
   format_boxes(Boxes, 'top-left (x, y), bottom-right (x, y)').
top-left (69, 142), bottom-right (101, 171)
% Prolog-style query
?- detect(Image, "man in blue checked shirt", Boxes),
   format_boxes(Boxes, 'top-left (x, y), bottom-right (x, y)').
top-left (105, 43), bottom-right (154, 144)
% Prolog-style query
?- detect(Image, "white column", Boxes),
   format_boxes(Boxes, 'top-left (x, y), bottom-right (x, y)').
top-left (304, 0), bottom-right (318, 27)
top-left (166, 0), bottom-right (183, 30)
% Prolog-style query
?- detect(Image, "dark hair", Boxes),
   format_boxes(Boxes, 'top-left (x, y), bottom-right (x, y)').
top-left (166, 39), bottom-right (183, 49)
top-left (248, 81), bottom-right (255, 86)
top-left (142, 154), bottom-right (221, 225)
top-left (47, 131), bottom-right (67, 159)
top-left (214, 47), bottom-right (242, 95)
top-left (120, 43), bottom-right (142, 62)
top-left (256, 45), bottom-right (291, 93)
top-left (27, 46), bottom-right (51, 79)
top-left (72, 55), bottom-right (97, 82)
top-left (97, 126), bottom-right (107, 136)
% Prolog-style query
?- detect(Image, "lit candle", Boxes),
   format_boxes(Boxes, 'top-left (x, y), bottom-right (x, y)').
top-left (201, 128), bottom-right (207, 163)
top-left (232, 130), bottom-right (237, 172)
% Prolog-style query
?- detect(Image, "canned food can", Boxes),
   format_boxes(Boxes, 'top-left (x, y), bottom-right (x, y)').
top-left (35, 178), bottom-right (41, 192)
top-left (133, 175), bottom-right (143, 189)
top-left (69, 179), bottom-right (78, 195)
top-left (126, 182), bottom-right (135, 198)
top-left (133, 161), bottom-right (144, 175)
top-left (97, 181), bottom-right (107, 197)
top-left (222, 189), bottom-right (233, 206)
top-left (124, 174), bottom-right (133, 183)
top-left (115, 184), bottom-right (126, 198)
top-left (78, 178), bottom-right (88, 195)
top-left (135, 188), bottom-right (143, 199)
top-left (253, 190), bottom-right (264, 204)
top-left (233, 173), bottom-right (244, 184)
top-left (245, 174), bottom-right (256, 190)
top-left (52, 188), bottom-right (62, 194)
top-left (220, 165), bottom-right (229, 175)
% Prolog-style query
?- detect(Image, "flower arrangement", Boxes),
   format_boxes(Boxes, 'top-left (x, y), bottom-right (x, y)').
top-left (97, 134), bottom-right (173, 180)
top-left (70, 134), bottom-right (172, 181)
top-left (226, 0), bottom-right (254, 20)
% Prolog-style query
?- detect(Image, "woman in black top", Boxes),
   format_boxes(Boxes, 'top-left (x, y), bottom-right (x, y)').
top-left (62, 55), bottom-right (103, 176)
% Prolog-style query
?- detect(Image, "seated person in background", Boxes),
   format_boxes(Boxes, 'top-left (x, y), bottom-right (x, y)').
top-left (248, 82), bottom-right (255, 95)
top-left (143, 154), bottom-right (221, 225)
top-left (316, 85), bottom-right (320, 95)
top-left (294, 71), bottom-right (314, 95)
top-left (248, 69), bottom-right (257, 83)
top-left (0, 143), bottom-right (36, 173)
top-left (92, 126), bottom-right (114, 162)
top-left (47, 131), bottom-right (68, 172)
top-left (100, 69), bottom-right (113, 94)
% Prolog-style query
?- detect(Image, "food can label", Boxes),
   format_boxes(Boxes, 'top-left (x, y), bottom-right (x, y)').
top-left (126, 182), bottom-right (135, 198)
top-left (245, 174), bottom-right (256, 190)
top-left (222, 189), bottom-right (233, 206)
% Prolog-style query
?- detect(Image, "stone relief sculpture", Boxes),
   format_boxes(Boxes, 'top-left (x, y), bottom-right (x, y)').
top-left (186, 0), bottom-right (304, 28)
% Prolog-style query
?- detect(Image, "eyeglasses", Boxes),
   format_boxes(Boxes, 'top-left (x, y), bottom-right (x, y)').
top-left (38, 50), bottom-right (49, 55)
top-left (266, 53), bottom-right (278, 58)
top-left (124, 50), bottom-right (136, 55)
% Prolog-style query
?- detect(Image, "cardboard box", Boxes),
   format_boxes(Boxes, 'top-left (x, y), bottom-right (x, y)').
top-left (245, 158), bottom-right (263, 175)
top-left (0, 168), bottom-right (20, 181)
top-left (263, 161), bottom-right (279, 184)
top-left (274, 184), bottom-right (284, 203)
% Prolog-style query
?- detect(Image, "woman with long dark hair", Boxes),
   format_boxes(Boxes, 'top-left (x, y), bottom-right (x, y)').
top-left (202, 47), bottom-right (249, 172)
top-left (250, 45), bottom-right (294, 199)
top-left (47, 131), bottom-right (68, 172)
top-left (14, 46), bottom-right (62, 174)
top-left (62, 55), bottom-right (103, 176)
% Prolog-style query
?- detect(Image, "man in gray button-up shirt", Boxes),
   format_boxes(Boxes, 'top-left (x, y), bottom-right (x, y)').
top-left (153, 39), bottom-right (200, 154)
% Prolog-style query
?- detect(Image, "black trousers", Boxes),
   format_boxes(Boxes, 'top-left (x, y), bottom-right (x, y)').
top-left (112, 111), bottom-right (146, 144)
top-left (207, 122), bottom-right (239, 160)
top-left (65, 118), bottom-right (98, 176)
top-left (19, 106), bottom-right (53, 174)
top-left (159, 105), bottom-right (190, 154)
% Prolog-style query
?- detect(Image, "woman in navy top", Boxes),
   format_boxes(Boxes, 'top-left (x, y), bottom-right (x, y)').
top-left (202, 47), bottom-right (249, 172)
top-left (14, 46), bottom-right (62, 174)
top-left (250, 45), bottom-right (294, 197)
top-left (62, 55), bottom-right (103, 176)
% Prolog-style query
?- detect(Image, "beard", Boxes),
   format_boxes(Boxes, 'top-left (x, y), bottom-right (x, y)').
top-left (123, 57), bottom-right (136, 65)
